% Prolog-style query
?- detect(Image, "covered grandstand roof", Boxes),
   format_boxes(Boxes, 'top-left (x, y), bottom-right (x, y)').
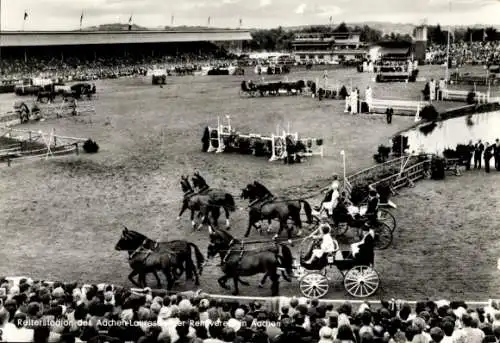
top-left (0, 29), bottom-right (252, 47)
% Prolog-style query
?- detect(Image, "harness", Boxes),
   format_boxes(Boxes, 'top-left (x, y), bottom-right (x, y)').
top-left (221, 239), bottom-right (245, 264)
top-left (128, 239), bottom-right (160, 263)
top-left (249, 194), bottom-right (275, 209)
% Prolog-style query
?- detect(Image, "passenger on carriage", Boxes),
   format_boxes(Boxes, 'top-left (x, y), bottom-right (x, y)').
top-left (365, 189), bottom-right (380, 226)
top-left (351, 223), bottom-right (375, 264)
top-left (303, 225), bottom-right (340, 265)
top-left (319, 174), bottom-right (340, 216)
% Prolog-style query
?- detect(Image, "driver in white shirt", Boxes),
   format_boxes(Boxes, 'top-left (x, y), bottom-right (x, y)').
top-left (304, 225), bottom-right (339, 264)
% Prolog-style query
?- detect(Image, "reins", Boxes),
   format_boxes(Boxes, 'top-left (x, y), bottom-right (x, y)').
top-left (128, 238), bottom-right (160, 262)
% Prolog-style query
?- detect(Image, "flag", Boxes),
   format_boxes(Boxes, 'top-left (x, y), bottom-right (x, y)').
top-left (171, 15), bottom-right (174, 25)
top-left (80, 11), bottom-right (84, 27)
top-left (483, 29), bottom-right (487, 41)
top-left (24, 11), bottom-right (28, 21)
top-left (207, 16), bottom-right (211, 25)
top-left (239, 18), bottom-right (242, 27)
top-left (329, 16), bottom-right (332, 24)
top-left (128, 15), bottom-right (132, 30)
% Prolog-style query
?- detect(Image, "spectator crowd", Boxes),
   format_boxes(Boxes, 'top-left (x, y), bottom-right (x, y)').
top-left (1, 277), bottom-right (500, 343)
top-left (425, 41), bottom-right (500, 66)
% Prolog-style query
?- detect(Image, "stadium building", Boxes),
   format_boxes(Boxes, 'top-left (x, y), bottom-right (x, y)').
top-left (0, 29), bottom-right (252, 65)
top-left (291, 32), bottom-right (367, 64)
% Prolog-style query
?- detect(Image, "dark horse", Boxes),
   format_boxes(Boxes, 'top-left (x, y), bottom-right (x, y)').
top-left (241, 181), bottom-right (313, 241)
top-left (177, 175), bottom-right (221, 230)
top-left (206, 227), bottom-right (293, 296)
top-left (191, 172), bottom-right (236, 228)
top-left (115, 227), bottom-right (204, 289)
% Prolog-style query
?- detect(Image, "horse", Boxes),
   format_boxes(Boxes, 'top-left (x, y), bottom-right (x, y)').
top-left (206, 227), bottom-right (293, 296)
top-left (114, 227), bottom-right (204, 289)
top-left (191, 172), bottom-right (236, 228)
top-left (177, 175), bottom-right (221, 230)
top-left (241, 181), bottom-right (313, 241)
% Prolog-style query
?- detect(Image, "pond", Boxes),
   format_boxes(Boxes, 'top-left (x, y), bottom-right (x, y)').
top-left (401, 110), bottom-right (500, 154)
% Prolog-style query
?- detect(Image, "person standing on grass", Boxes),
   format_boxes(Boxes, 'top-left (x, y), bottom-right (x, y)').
top-left (474, 140), bottom-right (484, 169)
top-left (484, 143), bottom-right (493, 173)
top-left (466, 140), bottom-right (474, 170)
top-left (494, 139), bottom-right (500, 171)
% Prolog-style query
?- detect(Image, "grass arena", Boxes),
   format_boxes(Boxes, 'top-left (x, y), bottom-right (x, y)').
top-left (0, 65), bottom-right (499, 300)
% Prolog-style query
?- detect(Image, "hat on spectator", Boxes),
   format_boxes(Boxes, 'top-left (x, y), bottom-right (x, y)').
top-left (153, 296), bottom-right (163, 305)
top-left (151, 302), bottom-right (162, 314)
top-left (435, 300), bottom-right (450, 308)
top-left (52, 287), bottom-right (65, 298)
top-left (319, 326), bottom-right (334, 343)
top-left (289, 297), bottom-right (299, 307)
top-left (120, 308), bottom-right (134, 322)
top-left (178, 299), bottom-right (192, 311)
top-left (454, 306), bottom-right (467, 319)
top-left (10, 286), bottom-right (20, 296)
top-left (199, 299), bottom-right (210, 308)
top-left (226, 318), bottom-right (241, 331)
top-left (97, 284), bottom-right (106, 292)
top-left (358, 303), bottom-right (370, 314)
top-left (234, 308), bottom-right (245, 319)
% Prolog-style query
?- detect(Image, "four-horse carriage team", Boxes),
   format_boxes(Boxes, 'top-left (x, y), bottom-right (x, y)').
top-left (116, 171), bottom-right (396, 299)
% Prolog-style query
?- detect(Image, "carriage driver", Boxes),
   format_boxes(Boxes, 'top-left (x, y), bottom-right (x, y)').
top-left (319, 174), bottom-right (340, 216)
top-left (304, 224), bottom-right (340, 265)
top-left (365, 188), bottom-right (380, 226)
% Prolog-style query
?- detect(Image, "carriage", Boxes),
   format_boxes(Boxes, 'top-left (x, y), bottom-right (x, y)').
top-left (308, 203), bottom-right (395, 250)
top-left (294, 227), bottom-right (380, 298)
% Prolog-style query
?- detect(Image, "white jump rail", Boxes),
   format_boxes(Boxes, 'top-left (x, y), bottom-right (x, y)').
top-left (440, 89), bottom-right (487, 103)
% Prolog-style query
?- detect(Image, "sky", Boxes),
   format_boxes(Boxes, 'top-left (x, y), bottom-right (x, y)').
top-left (1, 0), bottom-right (499, 30)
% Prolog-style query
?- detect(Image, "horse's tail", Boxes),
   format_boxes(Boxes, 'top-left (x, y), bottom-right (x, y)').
top-left (188, 242), bottom-right (205, 275)
top-left (279, 244), bottom-right (294, 277)
top-left (225, 193), bottom-right (236, 212)
top-left (300, 200), bottom-right (313, 224)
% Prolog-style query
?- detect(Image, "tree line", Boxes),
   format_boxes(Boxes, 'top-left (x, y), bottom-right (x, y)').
top-left (248, 22), bottom-right (499, 51)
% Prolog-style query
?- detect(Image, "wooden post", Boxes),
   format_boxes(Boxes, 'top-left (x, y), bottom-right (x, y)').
top-left (7, 156), bottom-right (11, 167)
top-left (74, 143), bottom-right (79, 155)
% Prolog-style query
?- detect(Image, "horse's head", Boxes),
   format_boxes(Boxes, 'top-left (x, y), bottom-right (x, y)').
top-left (115, 227), bottom-right (147, 252)
top-left (192, 172), bottom-right (207, 190)
top-left (241, 184), bottom-right (257, 201)
top-left (207, 228), bottom-right (235, 259)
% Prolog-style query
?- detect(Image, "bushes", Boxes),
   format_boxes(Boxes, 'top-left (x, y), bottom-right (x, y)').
top-left (83, 139), bottom-right (99, 153)
top-left (373, 145), bottom-right (391, 163)
top-left (420, 105), bottom-right (439, 122)
top-left (430, 156), bottom-right (445, 180)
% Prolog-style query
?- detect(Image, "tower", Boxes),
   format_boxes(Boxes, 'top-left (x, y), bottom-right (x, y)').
top-left (414, 25), bottom-right (428, 64)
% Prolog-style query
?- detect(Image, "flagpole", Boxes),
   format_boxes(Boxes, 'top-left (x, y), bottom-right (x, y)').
top-left (445, 0), bottom-right (451, 81)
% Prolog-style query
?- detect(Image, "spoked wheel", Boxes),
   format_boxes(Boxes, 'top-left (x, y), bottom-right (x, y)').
top-left (378, 209), bottom-right (396, 232)
top-left (373, 222), bottom-right (393, 250)
top-left (299, 272), bottom-right (329, 298)
top-left (343, 265), bottom-right (380, 298)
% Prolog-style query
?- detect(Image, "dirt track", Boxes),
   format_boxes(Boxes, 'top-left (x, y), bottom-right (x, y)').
top-left (0, 66), bottom-right (499, 300)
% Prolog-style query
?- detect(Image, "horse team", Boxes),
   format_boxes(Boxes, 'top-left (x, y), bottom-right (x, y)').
top-left (116, 172), bottom-right (313, 296)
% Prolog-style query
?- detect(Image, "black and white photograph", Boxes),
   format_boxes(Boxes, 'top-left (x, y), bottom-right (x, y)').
top-left (0, 0), bottom-right (500, 342)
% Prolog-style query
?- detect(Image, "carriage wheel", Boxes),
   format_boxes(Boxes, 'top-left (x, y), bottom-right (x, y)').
top-left (344, 265), bottom-right (380, 298)
top-left (299, 273), bottom-right (329, 298)
top-left (274, 137), bottom-right (285, 158)
top-left (373, 222), bottom-right (393, 250)
top-left (378, 209), bottom-right (396, 232)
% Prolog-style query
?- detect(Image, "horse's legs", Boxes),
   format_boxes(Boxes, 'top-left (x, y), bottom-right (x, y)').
top-left (259, 273), bottom-right (268, 288)
top-left (244, 215), bottom-right (256, 237)
top-left (139, 273), bottom-right (147, 288)
top-left (177, 202), bottom-right (188, 220)
top-left (153, 271), bottom-right (162, 288)
top-left (270, 268), bottom-right (280, 296)
top-left (267, 219), bottom-right (273, 233)
top-left (163, 268), bottom-right (174, 291)
top-left (190, 209), bottom-right (197, 230)
top-left (186, 256), bottom-right (199, 285)
top-left (232, 276), bottom-right (240, 295)
top-left (128, 270), bottom-right (141, 287)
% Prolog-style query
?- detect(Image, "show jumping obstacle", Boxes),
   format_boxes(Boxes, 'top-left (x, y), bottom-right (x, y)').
top-left (345, 86), bottom-right (426, 117)
top-left (204, 116), bottom-right (324, 162)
